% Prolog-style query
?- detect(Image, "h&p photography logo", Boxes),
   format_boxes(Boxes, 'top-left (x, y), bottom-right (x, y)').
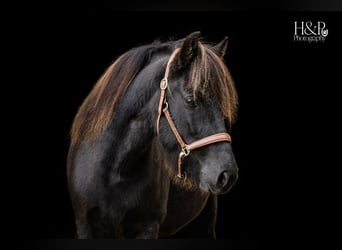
top-left (293, 21), bottom-right (328, 43)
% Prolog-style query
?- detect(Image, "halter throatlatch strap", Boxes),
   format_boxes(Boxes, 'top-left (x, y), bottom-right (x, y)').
top-left (156, 48), bottom-right (232, 178)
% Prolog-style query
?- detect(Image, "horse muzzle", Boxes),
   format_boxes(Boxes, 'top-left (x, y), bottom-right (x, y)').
top-left (202, 164), bottom-right (239, 195)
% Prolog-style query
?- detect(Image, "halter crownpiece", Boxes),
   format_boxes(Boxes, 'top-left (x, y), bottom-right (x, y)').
top-left (157, 48), bottom-right (232, 178)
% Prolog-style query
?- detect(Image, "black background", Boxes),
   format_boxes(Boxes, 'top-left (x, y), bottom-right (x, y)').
top-left (10, 1), bottom-right (342, 248)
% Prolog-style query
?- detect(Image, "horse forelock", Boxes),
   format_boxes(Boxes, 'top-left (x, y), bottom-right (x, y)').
top-left (187, 42), bottom-right (239, 126)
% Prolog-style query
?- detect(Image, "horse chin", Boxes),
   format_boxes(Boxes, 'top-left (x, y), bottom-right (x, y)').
top-left (214, 183), bottom-right (234, 195)
top-left (200, 182), bottom-right (233, 195)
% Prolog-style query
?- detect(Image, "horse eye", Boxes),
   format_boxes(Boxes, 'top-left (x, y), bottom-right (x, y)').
top-left (184, 95), bottom-right (194, 105)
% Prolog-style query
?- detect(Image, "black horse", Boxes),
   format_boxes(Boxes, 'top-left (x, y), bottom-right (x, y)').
top-left (67, 31), bottom-right (239, 239)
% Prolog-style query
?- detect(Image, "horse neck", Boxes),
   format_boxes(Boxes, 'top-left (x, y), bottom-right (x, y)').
top-left (103, 65), bottom-right (164, 174)
top-left (110, 56), bottom-right (168, 141)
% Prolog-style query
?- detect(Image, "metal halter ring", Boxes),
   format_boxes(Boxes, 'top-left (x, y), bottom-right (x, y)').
top-left (178, 172), bottom-right (187, 180)
top-left (163, 101), bottom-right (169, 111)
top-left (181, 146), bottom-right (190, 157)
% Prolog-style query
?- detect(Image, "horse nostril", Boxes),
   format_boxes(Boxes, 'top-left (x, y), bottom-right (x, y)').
top-left (217, 171), bottom-right (229, 188)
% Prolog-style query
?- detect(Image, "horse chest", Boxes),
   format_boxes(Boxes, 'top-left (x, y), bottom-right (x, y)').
top-left (159, 183), bottom-right (209, 237)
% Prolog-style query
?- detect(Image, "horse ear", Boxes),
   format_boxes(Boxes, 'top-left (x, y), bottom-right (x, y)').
top-left (213, 36), bottom-right (228, 58)
top-left (177, 31), bottom-right (201, 69)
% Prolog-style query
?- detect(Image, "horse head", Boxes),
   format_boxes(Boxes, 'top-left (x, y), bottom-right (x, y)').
top-left (157, 31), bottom-right (239, 194)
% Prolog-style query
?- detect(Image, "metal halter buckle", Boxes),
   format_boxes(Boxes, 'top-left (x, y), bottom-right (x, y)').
top-left (160, 78), bottom-right (168, 90)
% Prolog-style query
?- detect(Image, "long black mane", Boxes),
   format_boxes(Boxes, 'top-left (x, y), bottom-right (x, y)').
top-left (70, 41), bottom-right (174, 148)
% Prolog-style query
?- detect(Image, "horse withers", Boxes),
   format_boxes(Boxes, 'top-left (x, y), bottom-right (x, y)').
top-left (67, 31), bottom-right (239, 238)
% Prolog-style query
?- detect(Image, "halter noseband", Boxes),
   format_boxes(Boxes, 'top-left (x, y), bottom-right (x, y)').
top-left (156, 48), bottom-right (232, 178)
